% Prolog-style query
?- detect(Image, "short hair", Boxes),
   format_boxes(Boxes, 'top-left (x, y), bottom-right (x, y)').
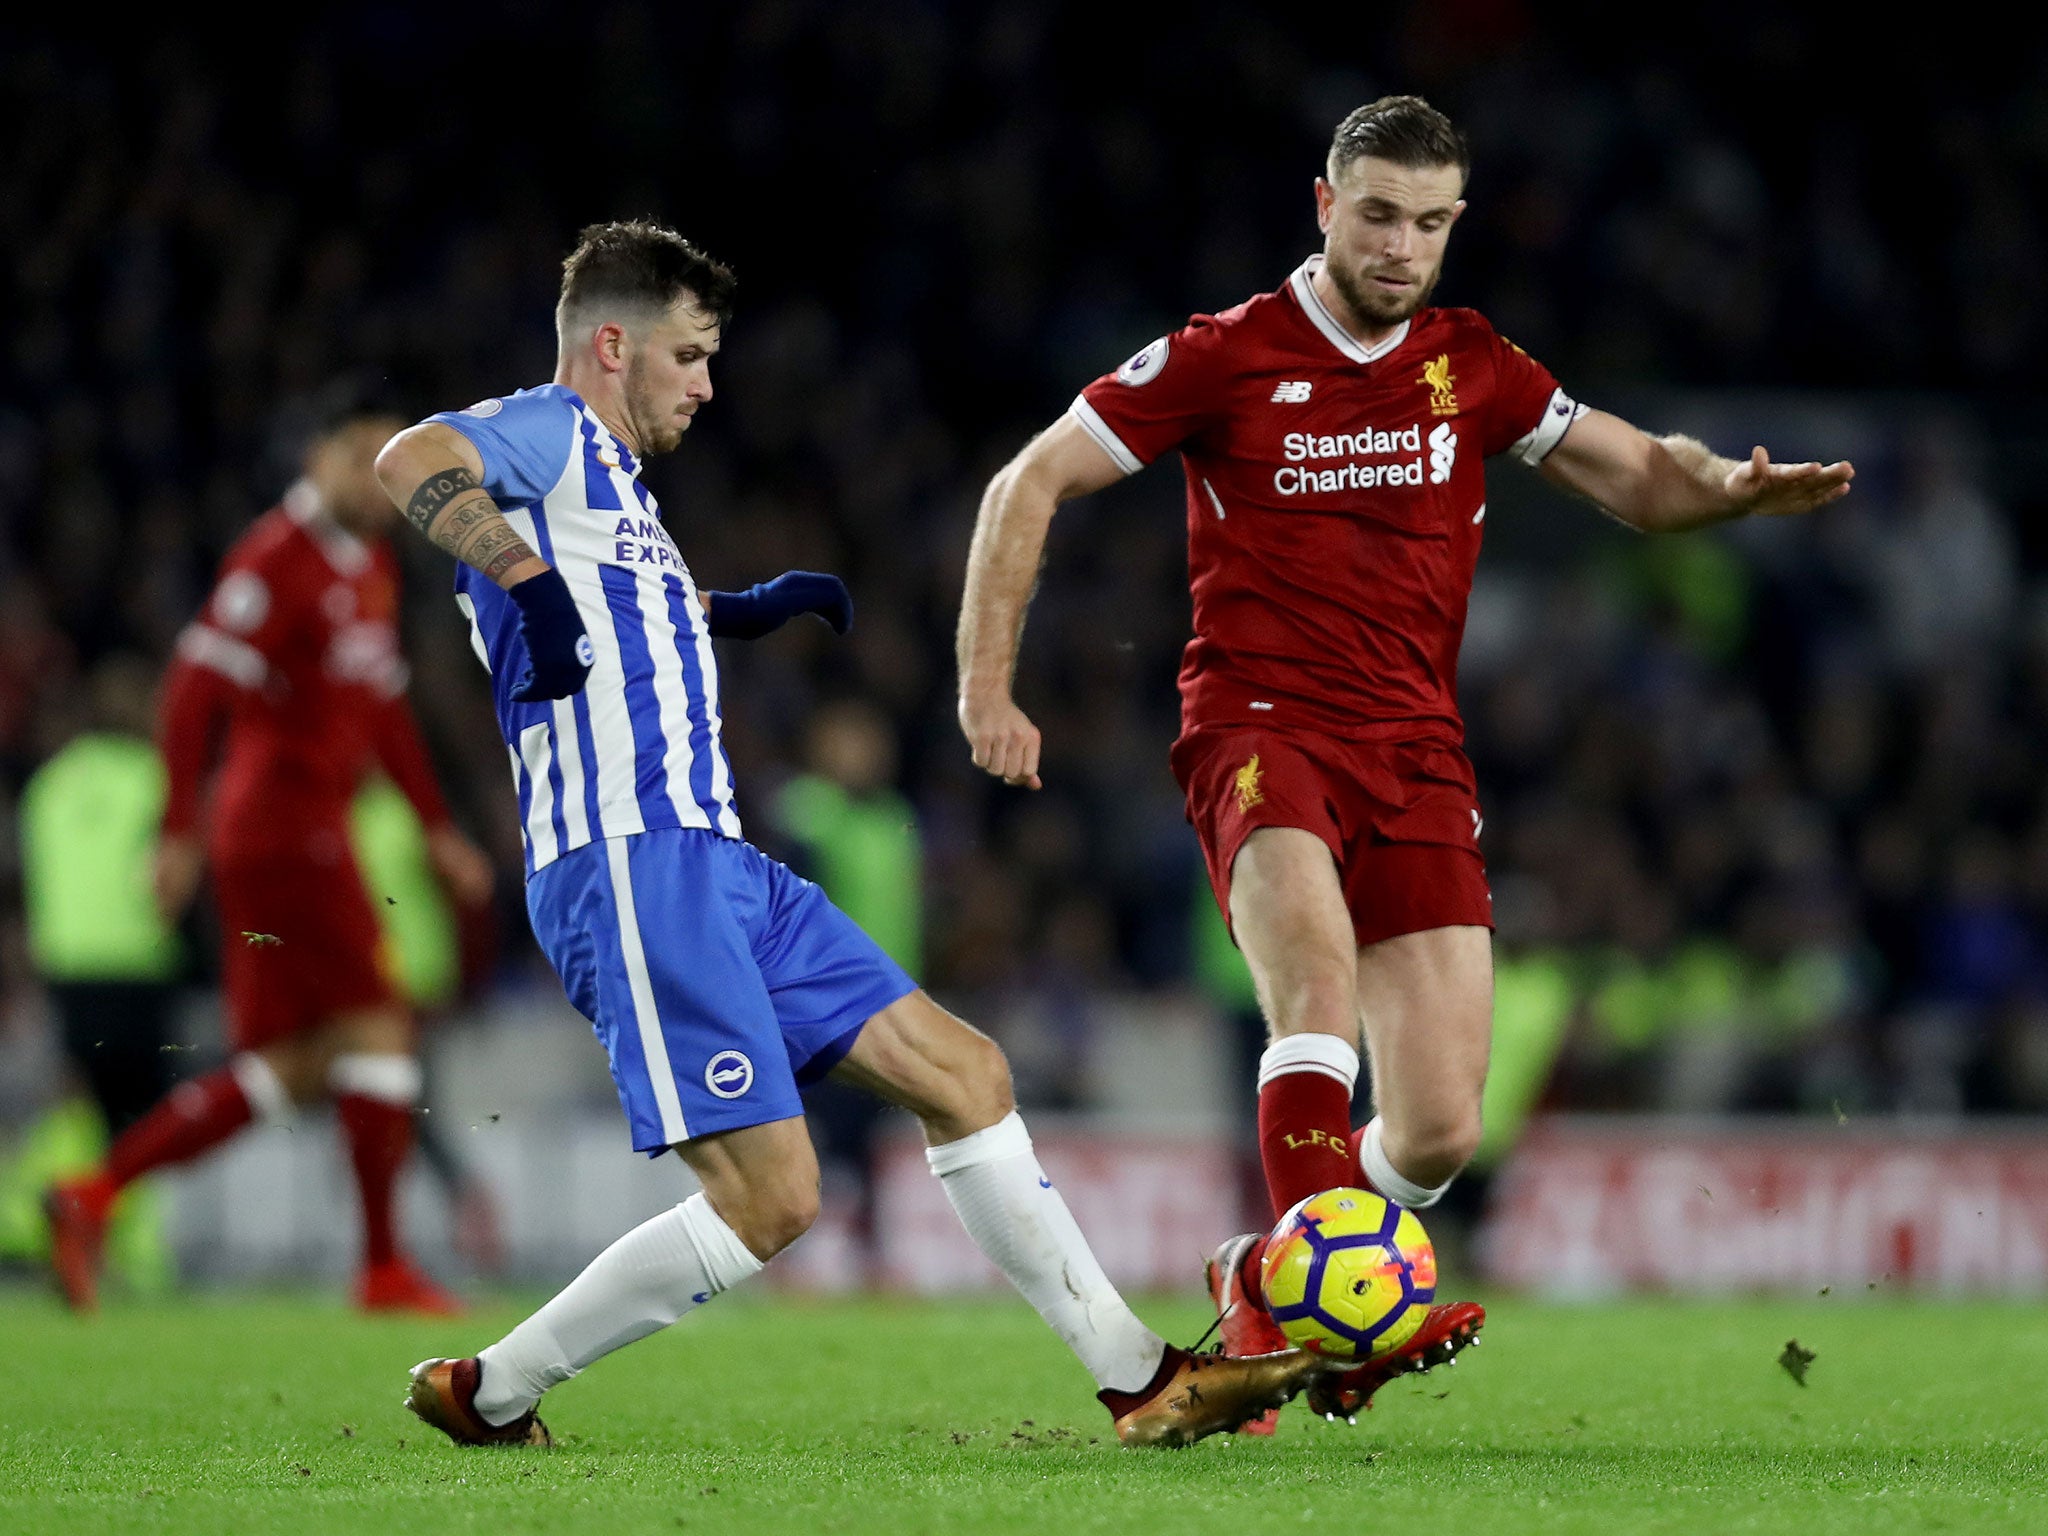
top-left (557, 220), bottom-right (737, 335)
top-left (1327, 96), bottom-right (1470, 183)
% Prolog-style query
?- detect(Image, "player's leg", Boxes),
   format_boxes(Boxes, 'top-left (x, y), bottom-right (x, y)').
top-left (1308, 842), bottom-right (1496, 1421)
top-left (1228, 826), bottom-right (1368, 1218)
top-left (428, 830), bottom-right (802, 1437)
top-left (1352, 922), bottom-right (1493, 1203)
top-left (830, 991), bottom-right (1170, 1393)
top-left (457, 1116), bottom-right (809, 1434)
top-left (43, 912), bottom-right (301, 1309)
top-left (307, 1004), bottom-right (457, 1312)
top-left (830, 990), bottom-right (1323, 1445)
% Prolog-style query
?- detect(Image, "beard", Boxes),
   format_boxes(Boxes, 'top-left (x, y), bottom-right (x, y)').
top-left (625, 359), bottom-right (688, 457)
top-left (1325, 254), bottom-right (1441, 329)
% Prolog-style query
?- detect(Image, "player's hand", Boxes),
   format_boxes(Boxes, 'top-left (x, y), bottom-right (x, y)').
top-left (426, 827), bottom-right (495, 908)
top-left (959, 691), bottom-right (1043, 790)
top-left (152, 834), bottom-right (206, 921)
top-left (705, 572), bottom-right (853, 639)
top-left (1725, 445), bottom-right (1855, 519)
top-left (505, 567), bottom-right (594, 701)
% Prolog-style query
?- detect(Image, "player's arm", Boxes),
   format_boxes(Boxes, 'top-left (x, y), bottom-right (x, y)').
top-left (1536, 409), bottom-right (1854, 533)
top-left (152, 650), bottom-right (235, 919)
top-left (956, 414), bottom-right (1127, 789)
top-left (374, 422), bottom-right (591, 701)
top-left (701, 573), bottom-right (852, 639)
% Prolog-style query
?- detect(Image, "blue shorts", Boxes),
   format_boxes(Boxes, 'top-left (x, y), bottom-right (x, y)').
top-left (527, 827), bottom-right (917, 1153)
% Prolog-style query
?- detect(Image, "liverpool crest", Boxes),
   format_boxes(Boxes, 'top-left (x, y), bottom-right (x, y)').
top-left (1233, 755), bottom-right (1265, 813)
top-left (1422, 354), bottom-right (1459, 416)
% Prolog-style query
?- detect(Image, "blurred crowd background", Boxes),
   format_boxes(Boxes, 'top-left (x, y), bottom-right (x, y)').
top-left (4, 0), bottom-right (2048, 1214)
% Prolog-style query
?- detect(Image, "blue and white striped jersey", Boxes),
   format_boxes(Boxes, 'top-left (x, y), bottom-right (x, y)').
top-left (432, 384), bottom-right (741, 876)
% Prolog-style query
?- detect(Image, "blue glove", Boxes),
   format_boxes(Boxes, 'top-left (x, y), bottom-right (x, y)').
top-left (706, 571), bottom-right (853, 640)
top-left (506, 568), bottom-right (594, 701)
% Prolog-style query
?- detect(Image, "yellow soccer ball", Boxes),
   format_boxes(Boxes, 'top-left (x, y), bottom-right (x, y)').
top-left (1259, 1187), bottom-right (1437, 1361)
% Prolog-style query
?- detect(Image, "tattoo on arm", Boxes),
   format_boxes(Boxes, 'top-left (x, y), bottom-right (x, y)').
top-left (403, 467), bottom-right (539, 581)
top-left (403, 466), bottom-right (482, 536)
top-left (470, 523), bottom-right (540, 581)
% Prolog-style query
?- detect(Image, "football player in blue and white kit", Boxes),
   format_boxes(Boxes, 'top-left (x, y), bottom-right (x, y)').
top-left (373, 220), bottom-right (1323, 1449)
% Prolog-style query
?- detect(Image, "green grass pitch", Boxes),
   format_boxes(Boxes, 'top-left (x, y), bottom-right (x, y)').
top-left (5, 1289), bottom-right (2043, 1535)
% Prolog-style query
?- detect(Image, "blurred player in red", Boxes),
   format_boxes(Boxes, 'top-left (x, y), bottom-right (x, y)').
top-left (45, 386), bottom-right (495, 1315)
top-left (957, 96), bottom-right (1853, 1423)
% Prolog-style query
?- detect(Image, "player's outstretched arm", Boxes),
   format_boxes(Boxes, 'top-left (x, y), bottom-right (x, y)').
top-left (1536, 409), bottom-right (1854, 533)
top-left (956, 415), bottom-right (1126, 790)
top-left (375, 424), bottom-right (592, 701)
top-left (704, 572), bottom-right (853, 639)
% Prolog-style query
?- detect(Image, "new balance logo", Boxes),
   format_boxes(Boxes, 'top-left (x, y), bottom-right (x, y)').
top-left (1270, 381), bottom-right (1313, 403)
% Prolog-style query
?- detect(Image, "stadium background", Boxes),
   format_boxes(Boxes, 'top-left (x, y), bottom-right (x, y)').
top-left (2, 5), bottom-right (2046, 1296)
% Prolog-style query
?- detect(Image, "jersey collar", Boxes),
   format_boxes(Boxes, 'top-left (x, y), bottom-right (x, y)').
top-left (574, 397), bottom-right (642, 479)
top-left (1290, 256), bottom-right (1412, 365)
top-left (283, 479), bottom-right (371, 576)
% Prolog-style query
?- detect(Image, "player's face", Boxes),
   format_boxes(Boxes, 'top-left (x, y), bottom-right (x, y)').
top-left (623, 297), bottom-right (720, 457)
top-left (310, 417), bottom-right (408, 534)
top-left (1315, 157), bottom-right (1466, 331)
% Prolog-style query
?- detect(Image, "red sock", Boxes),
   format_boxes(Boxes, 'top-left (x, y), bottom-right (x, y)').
top-left (1256, 1070), bottom-right (1357, 1221)
top-left (83, 1068), bottom-right (255, 1215)
top-left (335, 1093), bottom-right (414, 1268)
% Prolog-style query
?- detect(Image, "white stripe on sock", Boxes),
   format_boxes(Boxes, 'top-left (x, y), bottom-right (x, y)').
top-left (229, 1053), bottom-right (292, 1125)
top-left (1256, 1032), bottom-right (1360, 1092)
top-left (327, 1053), bottom-right (422, 1105)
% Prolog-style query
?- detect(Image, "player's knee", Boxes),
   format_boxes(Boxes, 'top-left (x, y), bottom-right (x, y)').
top-left (1401, 1110), bottom-right (1483, 1187)
top-left (936, 1031), bottom-right (1015, 1137)
top-left (730, 1179), bottom-right (820, 1260)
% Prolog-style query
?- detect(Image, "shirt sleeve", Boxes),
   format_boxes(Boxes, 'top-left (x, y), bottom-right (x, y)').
top-left (1070, 317), bottom-right (1232, 473)
top-left (174, 540), bottom-right (302, 692)
top-left (156, 653), bottom-right (234, 836)
top-left (1480, 325), bottom-right (1587, 464)
top-left (426, 389), bottom-right (580, 506)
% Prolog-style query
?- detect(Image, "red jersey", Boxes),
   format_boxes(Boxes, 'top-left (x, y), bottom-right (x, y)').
top-left (1075, 256), bottom-right (1583, 744)
top-left (160, 482), bottom-right (449, 865)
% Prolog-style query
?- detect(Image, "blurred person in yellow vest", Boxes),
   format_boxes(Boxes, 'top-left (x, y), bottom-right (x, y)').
top-left (771, 698), bottom-right (923, 1266)
top-left (6, 655), bottom-right (182, 1293)
top-left (775, 699), bottom-right (923, 974)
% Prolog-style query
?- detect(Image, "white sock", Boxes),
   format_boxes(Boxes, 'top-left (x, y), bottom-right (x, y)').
top-left (1356, 1115), bottom-right (1454, 1209)
top-left (1255, 1032), bottom-right (1360, 1093)
top-left (927, 1111), bottom-right (1166, 1393)
top-left (328, 1052), bottom-right (423, 1105)
top-left (229, 1053), bottom-right (293, 1124)
top-left (473, 1192), bottom-right (762, 1425)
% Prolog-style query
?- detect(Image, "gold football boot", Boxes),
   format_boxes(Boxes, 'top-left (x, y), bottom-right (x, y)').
top-left (1100, 1344), bottom-right (1329, 1448)
top-left (405, 1357), bottom-right (553, 1448)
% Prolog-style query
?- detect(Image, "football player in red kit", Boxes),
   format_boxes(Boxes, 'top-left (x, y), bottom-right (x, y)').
top-left (45, 388), bottom-right (494, 1315)
top-left (957, 96), bottom-right (1852, 1424)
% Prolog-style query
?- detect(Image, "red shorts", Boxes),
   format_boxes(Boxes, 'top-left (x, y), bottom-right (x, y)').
top-left (1170, 724), bottom-right (1493, 948)
top-left (212, 848), bottom-right (398, 1049)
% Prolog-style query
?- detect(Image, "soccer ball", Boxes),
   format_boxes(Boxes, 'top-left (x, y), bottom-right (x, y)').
top-left (1259, 1187), bottom-right (1436, 1361)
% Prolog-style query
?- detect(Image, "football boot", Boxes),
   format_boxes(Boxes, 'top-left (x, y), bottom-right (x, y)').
top-left (1203, 1230), bottom-right (1290, 1434)
top-left (405, 1357), bottom-right (552, 1447)
top-left (356, 1259), bottom-right (465, 1317)
top-left (1305, 1300), bottom-right (1486, 1420)
top-left (43, 1182), bottom-right (109, 1313)
top-left (1099, 1343), bottom-right (1328, 1448)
